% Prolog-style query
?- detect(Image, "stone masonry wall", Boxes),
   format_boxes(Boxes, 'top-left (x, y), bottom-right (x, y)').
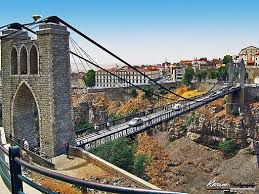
top-left (1, 24), bottom-right (74, 157)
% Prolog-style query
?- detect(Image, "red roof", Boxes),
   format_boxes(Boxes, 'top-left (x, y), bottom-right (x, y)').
top-left (193, 58), bottom-right (207, 62)
top-left (247, 60), bottom-right (255, 65)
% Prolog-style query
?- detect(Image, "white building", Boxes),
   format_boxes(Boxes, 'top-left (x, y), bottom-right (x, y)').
top-left (95, 66), bottom-right (160, 88)
top-left (167, 64), bottom-right (186, 82)
top-left (175, 66), bottom-right (185, 82)
top-left (238, 46), bottom-right (259, 66)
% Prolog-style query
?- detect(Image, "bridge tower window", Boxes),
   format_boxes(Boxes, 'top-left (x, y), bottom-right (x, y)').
top-left (11, 47), bottom-right (18, 74)
top-left (20, 46), bottom-right (28, 74)
top-left (30, 45), bottom-right (38, 74)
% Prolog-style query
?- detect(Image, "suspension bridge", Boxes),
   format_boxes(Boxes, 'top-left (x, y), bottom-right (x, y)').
top-left (0, 16), bottom-right (253, 194)
top-left (75, 85), bottom-right (241, 149)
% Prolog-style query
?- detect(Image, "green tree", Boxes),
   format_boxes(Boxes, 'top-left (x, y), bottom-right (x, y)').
top-left (90, 138), bottom-right (134, 172)
top-left (159, 88), bottom-right (168, 95)
top-left (131, 88), bottom-right (138, 97)
top-left (83, 70), bottom-right (96, 87)
top-left (218, 139), bottom-right (237, 155)
top-left (195, 70), bottom-right (207, 82)
top-left (133, 154), bottom-right (150, 180)
top-left (201, 70), bottom-right (207, 80)
top-left (223, 55), bottom-right (233, 65)
top-left (143, 86), bottom-right (154, 98)
top-left (216, 66), bottom-right (228, 81)
top-left (91, 137), bottom-right (150, 179)
top-left (208, 69), bottom-right (218, 79)
top-left (182, 67), bottom-right (194, 86)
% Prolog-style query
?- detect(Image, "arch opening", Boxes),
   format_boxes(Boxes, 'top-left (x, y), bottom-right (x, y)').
top-left (13, 84), bottom-right (40, 149)
top-left (11, 47), bottom-right (18, 74)
top-left (20, 47), bottom-right (28, 74)
top-left (30, 45), bottom-right (38, 74)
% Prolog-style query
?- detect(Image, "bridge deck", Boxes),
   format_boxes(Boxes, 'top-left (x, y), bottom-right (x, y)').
top-left (76, 86), bottom-right (241, 150)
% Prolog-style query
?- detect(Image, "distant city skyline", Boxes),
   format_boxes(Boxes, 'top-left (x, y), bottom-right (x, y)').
top-left (1, 0), bottom-right (259, 69)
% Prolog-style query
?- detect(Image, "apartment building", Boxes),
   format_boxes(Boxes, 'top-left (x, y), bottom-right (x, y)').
top-left (167, 63), bottom-right (186, 82)
top-left (95, 66), bottom-right (160, 88)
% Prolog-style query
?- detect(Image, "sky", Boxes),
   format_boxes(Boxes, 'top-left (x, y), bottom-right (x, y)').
top-left (1, 0), bottom-right (259, 69)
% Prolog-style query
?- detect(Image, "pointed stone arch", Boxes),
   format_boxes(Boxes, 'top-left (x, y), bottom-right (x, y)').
top-left (10, 47), bottom-right (18, 74)
top-left (29, 44), bottom-right (39, 74)
top-left (12, 82), bottom-right (40, 149)
top-left (20, 46), bottom-right (28, 74)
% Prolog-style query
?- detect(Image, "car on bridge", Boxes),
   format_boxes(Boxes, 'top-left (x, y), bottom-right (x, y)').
top-left (128, 118), bottom-right (144, 126)
top-left (195, 97), bottom-right (206, 102)
top-left (216, 90), bottom-right (221, 94)
top-left (172, 103), bottom-right (182, 110)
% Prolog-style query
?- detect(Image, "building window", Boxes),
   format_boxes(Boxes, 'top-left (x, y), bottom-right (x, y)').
top-left (11, 47), bottom-right (18, 75)
top-left (20, 46), bottom-right (28, 74)
top-left (30, 45), bottom-right (38, 74)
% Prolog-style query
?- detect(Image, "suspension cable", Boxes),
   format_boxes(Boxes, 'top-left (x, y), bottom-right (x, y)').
top-left (207, 63), bottom-right (229, 93)
top-left (43, 16), bottom-right (190, 100)
top-left (70, 44), bottom-right (80, 73)
top-left (69, 37), bottom-right (90, 72)
top-left (70, 37), bottom-right (98, 65)
top-left (70, 37), bottom-right (96, 71)
top-left (3, 18), bottom-right (222, 103)
top-left (2, 21), bottom-right (179, 102)
top-left (69, 37), bottom-right (187, 102)
top-left (70, 51), bottom-right (180, 102)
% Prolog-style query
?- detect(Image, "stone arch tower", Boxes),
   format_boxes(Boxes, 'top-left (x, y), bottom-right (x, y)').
top-left (1, 23), bottom-right (74, 157)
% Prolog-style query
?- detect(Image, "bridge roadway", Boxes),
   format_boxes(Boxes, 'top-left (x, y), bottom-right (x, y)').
top-left (76, 86), bottom-right (241, 150)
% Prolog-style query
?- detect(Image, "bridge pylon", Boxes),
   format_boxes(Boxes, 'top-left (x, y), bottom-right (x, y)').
top-left (226, 59), bottom-right (245, 115)
top-left (1, 23), bottom-right (74, 157)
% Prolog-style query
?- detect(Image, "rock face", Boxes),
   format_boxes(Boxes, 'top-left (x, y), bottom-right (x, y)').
top-left (140, 99), bottom-right (259, 193)
top-left (168, 99), bottom-right (259, 148)
top-left (72, 95), bottom-right (109, 127)
top-left (137, 132), bottom-right (259, 194)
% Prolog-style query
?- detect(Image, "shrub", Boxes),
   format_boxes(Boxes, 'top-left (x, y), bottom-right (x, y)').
top-left (143, 86), bottom-right (154, 98)
top-left (218, 139), bottom-right (237, 155)
top-left (90, 138), bottom-right (134, 172)
top-left (132, 154), bottom-right (150, 180)
top-left (186, 112), bottom-right (195, 126)
top-left (90, 138), bottom-right (150, 179)
top-left (159, 88), bottom-right (168, 95)
top-left (131, 88), bottom-right (138, 97)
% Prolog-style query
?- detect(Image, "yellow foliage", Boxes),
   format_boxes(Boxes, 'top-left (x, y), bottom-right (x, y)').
top-left (116, 91), bottom-right (152, 116)
top-left (107, 101), bottom-right (120, 115)
top-left (157, 86), bottom-right (205, 106)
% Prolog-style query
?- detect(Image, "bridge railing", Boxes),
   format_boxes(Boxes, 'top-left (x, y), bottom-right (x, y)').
top-left (78, 87), bottom-right (240, 148)
top-left (0, 143), bottom-right (11, 191)
top-left (75, 101), bottom-right (181, 138)
top-left (74, 84), bottom-right (223, 138)
top-left (0, 144), bottom-right (186, 194)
